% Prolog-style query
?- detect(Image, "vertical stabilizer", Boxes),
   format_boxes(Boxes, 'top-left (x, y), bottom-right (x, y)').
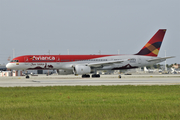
top-left (136, 29), bottom-right (166, 57)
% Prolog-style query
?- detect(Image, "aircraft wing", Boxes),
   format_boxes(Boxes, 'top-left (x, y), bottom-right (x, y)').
top-left (86, 60), bottom-right (125, 68)
top-left (147, 56), bottom-right (175, 62)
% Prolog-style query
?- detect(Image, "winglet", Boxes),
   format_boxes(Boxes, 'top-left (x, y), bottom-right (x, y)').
top-left (136, 29), bottom-right (166, 57)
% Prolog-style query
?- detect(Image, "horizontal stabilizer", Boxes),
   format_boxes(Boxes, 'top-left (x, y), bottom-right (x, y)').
top-left (147, 56), bottom-right (175, 62)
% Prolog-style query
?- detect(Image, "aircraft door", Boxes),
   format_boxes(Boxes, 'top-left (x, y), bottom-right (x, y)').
top-left (56, 57), bottom-right (60, 62)
top-left (24, 57), bottom-right (29, 65)
top-left (56, 57), bottom-right (60, 65)
top-left (138, 58), bottom-right (141, 64)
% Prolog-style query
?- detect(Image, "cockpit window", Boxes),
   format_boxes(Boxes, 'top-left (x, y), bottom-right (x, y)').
top-left (11, 60), bottom-right (19, 62)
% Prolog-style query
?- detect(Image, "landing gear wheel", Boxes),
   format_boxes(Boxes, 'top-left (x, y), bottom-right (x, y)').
top-left (97, 74), bottom-right (100, 77)
top-left (82, 74), bottom-right (90, 78)
top-left (92, 74), bottom-right (100, 78)
top-left (26, 75), bottom-right (30, 79)
top-left (92, 74), bottom-right (96, 78)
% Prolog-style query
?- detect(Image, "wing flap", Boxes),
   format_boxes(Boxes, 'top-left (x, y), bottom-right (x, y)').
top-left (87, 60), bottom-right (125, 68)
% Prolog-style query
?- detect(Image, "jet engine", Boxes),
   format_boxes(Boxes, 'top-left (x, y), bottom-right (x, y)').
top-left (73, 65), bottom-right (91, 75)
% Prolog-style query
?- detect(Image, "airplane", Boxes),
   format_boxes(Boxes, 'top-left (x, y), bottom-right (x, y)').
top-left (143, 66), bottom-right (161, 73)
top-left (6, 29), bottom-right (174, 78)
top-left (171, 68), bottom-right (180, 74)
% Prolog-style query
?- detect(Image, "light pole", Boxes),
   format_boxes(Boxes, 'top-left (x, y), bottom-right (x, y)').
top-left (165, 50), bottom-right (167, 71)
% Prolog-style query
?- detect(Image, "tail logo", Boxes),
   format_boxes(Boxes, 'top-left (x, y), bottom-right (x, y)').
top-left (136, 29), bottom-right (166, 57)
top-left (144, 42), bottom-right (162, 56)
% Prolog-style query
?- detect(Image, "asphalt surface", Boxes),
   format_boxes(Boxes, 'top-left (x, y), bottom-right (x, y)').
top-left (0, 74), bottom-right (180, 87)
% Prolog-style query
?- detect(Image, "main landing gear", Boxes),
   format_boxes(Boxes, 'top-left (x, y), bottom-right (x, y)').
top-left (82, 74), bottom-right (100, 78)
top-left (92, 74), bottom-right (100, 78)
top-left (82, 74), bottom-right (90, 78)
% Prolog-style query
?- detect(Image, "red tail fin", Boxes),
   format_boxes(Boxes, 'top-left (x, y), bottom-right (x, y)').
top-left (136, 29), bottom-right (166, 57)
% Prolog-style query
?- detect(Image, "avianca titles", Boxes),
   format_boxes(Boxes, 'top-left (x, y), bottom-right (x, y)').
top-left (6, 29), bottom-right (174, 78)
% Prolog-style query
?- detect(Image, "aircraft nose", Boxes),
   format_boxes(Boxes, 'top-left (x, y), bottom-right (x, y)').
top-left (6, 63), bottom-right (13, 69)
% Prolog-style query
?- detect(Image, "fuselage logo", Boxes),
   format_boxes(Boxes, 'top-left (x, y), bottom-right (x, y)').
top-left (30, 56), bottom-right (55, 61)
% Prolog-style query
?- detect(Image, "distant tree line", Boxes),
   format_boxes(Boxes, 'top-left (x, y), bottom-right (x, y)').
top-left (145, 64), bottom-right (177, 69)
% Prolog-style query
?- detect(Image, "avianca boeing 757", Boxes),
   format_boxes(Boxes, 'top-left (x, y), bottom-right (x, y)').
top-left (6, 29), bottom-right (174, 78)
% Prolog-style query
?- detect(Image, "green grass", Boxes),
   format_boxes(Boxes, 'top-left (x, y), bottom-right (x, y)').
top-left (0, 85), bottom-right (180, 120)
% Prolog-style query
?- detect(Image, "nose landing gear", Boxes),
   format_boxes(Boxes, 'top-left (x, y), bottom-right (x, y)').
top-left (26, 75), bottom-right (30, 79)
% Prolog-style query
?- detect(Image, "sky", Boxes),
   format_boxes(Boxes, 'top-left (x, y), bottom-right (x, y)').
top-left (0, 0), bottom-right (180, 65)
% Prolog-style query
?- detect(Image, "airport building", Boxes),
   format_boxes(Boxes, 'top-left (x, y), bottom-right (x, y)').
top-left (172, 64), bottom-right (180, 69)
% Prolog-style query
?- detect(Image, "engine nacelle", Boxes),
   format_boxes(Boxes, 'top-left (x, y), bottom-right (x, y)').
top-left (74, 65), bottom-right (91, 75)
top-left (57, 69), bottom-right (74, 75)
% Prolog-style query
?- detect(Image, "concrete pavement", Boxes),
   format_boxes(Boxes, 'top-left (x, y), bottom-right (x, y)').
top-left (0, 74), bottom-right (180, 87)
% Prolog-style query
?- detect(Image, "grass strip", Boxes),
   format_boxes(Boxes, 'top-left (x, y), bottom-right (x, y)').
top-left (0, 85), bottom-right (180, 120)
